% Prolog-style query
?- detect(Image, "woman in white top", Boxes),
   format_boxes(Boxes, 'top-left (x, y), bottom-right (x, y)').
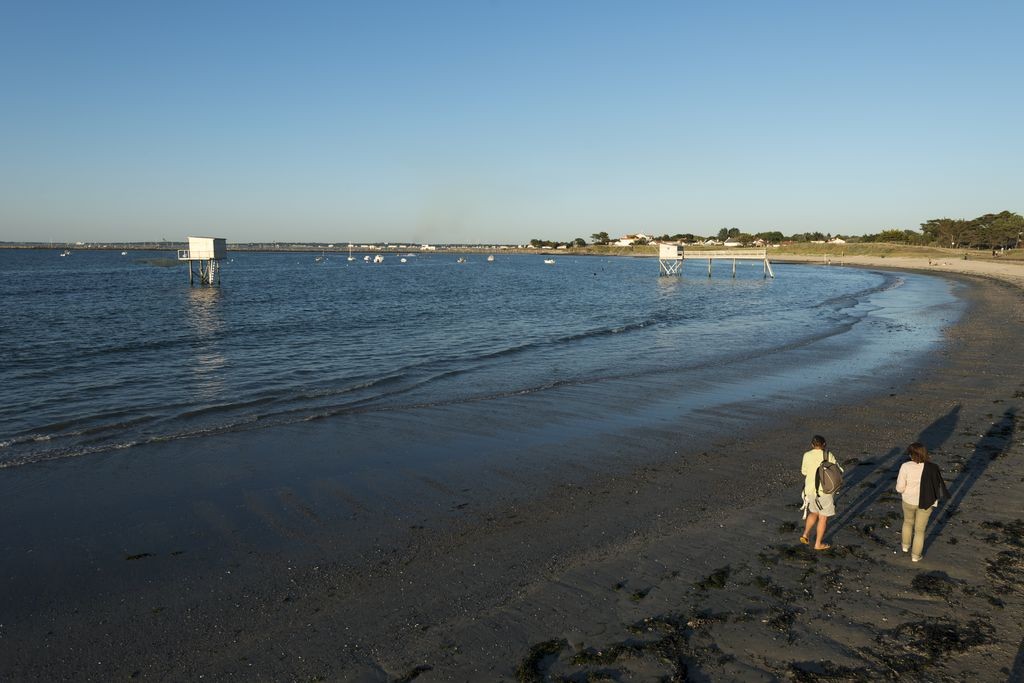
top-left (895, 442), bottom-right (943, 562)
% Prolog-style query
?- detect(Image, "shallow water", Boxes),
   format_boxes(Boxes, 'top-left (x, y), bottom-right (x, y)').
top-left (0, 249), bottom-right (962, 468)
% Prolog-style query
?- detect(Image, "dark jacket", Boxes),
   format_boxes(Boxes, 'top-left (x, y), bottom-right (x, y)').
top-left (919, 461), bottom-right (949, 509)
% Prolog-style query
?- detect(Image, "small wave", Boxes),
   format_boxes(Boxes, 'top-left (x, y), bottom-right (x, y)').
top-left (175, 395), bottom-right (281, 420)
top-left (472, 316), bottom-right (672, 364)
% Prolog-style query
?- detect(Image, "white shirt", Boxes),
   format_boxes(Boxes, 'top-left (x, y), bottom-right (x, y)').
top-left (896, 461), bottom-right (936, 507)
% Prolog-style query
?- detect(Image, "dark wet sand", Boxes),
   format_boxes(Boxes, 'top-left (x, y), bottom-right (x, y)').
top-left (2, 268), bottom-right (1024, 681)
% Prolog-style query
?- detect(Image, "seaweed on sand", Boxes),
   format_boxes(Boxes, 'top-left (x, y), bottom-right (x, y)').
top-left (392, 664), bottom-right (432, 682)
top-left (753, 575), bottom-right (795, 601)
top-left (980, 519), bottom-right (1024, 547)
top-left (910, 571), bottom-right (959, 599)
top-left (598, 624), bottom-right (693, 679)
top-left (777, 521), bottom-right (800, 534)
top-left (570, 643), bottom-right (644, 666)
top-left (758, 543), bottom-right (819, 567)
top-left (565, 613), bottom-right (724, 681)
top-left (788, 660), bottom-right (873, 682)
top-left (872, 619), bottom-right (995, 674)
top-left (853, 522), bottom-right (888, 546)
top-left (764, 605), bottom-right (801, 642)
top-left (516, 639), bottom-right (568, 683)
top-left (694, 565), bottom-right (731, 590)
top-left (986, 549), bottom-right (1024, 588)
top-left (629, 587), bottom-right (652, 602)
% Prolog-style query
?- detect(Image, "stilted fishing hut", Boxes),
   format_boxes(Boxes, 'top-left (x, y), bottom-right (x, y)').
top-left (658, 244), bottom-right (684, 276)
top-left (177, 236), bottom-right (226, 285)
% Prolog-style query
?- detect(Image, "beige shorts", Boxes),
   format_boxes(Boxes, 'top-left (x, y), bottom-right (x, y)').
top-left (803, 493), bottom-right (836, 517)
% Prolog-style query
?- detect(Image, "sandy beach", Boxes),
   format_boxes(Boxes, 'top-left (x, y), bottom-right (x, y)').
top-left (3, 257), bottom-right (1024, 682)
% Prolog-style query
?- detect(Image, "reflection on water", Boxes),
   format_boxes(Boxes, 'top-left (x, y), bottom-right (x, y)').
top-left (186, 287), bottom-right (226, 399)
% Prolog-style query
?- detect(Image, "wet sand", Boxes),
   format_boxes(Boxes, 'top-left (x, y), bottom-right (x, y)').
top-left (2, 261), bottom-right (1024, 681)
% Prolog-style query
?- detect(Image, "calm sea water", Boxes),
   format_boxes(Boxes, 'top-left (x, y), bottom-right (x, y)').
top-left (0, 249), bottom-right (960, 468)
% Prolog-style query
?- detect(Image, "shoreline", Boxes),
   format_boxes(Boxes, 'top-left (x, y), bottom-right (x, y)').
top-left (2, 261), bottom-right (1023, 680)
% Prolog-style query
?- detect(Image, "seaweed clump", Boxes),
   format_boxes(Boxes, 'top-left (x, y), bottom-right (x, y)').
top-left (393, 664), bottom-right (432, 683)
top-left (873, 619), bottom-right (995, 674)
top-left (986, 549), bottom-right (1024, 586)
top-left (910, 571), bottom-right (958, 599)
top-left (515, 639), bottom-right (568, 683)
top-left (789, 660), bottom-right (873, 682)
top-left (695, 565), bottom-right (732, 590)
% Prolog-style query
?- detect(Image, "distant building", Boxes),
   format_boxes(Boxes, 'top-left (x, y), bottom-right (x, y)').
top-left (614, 232), bottom-right (652, 246)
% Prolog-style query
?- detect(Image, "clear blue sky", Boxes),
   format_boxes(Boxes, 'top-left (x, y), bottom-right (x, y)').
top-left (1, 1), bottom-right (1021, 244)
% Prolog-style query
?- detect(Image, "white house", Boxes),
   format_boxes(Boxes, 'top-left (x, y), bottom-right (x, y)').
top-left (723, 238), bottom-right (742, 248)
top-left (615, 232), bottom-right (653, 246)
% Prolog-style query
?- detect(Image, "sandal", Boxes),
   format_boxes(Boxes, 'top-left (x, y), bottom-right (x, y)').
top-left (814, 544), bottom-right (832, 551)
top-left (799, 536), bottom-right (809, 545)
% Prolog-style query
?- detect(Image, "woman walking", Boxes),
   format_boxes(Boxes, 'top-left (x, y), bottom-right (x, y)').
top-left (896, 442), bottom-right (950, 562)
top-left (800, 435), bottom-right (840, 550)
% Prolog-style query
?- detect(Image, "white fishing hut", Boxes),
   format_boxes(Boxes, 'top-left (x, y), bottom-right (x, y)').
top-left (658, 244), bottom-right (684, 275)
top-left (659, 245), bottom-right (774, 279)
top-left (177, 236), bottom-right (226, 285)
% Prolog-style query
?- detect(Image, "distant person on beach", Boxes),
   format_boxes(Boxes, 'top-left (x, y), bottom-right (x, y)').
top-left (896, 442), bottom-right (950, 562)
top-left (800, 435), bottom-right (840, 550)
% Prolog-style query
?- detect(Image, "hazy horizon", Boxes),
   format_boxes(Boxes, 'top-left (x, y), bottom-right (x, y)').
top-left (2, 2), bottom-right (1021, 244)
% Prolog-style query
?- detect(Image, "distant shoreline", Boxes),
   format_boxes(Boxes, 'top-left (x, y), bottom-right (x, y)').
top-left (4, 240), bottom-right (1023, 263)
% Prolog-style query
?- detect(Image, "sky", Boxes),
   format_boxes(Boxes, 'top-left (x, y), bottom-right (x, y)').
top-left (1, 1), bottom-right (1021, 244)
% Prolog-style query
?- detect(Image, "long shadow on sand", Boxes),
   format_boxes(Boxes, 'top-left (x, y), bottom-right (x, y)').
top-left (1011, 636), bottom-right (1024, 683)
top-left (829, 404), bottom-right (962, 538)
top-left (924, 407), bottom-right (1017, 553)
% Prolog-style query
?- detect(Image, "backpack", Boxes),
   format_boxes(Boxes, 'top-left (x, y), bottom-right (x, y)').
top-left (815, 451), bottom-right (843, 495)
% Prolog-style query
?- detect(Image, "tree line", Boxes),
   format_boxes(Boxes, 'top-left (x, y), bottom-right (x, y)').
top-left (533, 210), bottom-right (1022, 249)
top-left (851, 211), bottom-right (1023, 248)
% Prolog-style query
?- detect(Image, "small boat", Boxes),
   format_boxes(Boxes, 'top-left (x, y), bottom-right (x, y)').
top-left (347, 244), bottom-right (356, 262)
top-left (314, 250), bottom-right (326, 263)
top-left (543, 258), bottom-right (556, 264)
top-left (121, 251), bottom-right (127, 256)
top-left (400, 257), bottom-right (407, 263)
top-left (373, 254), bottom-right (384, 263)
top-left (364, 255), bottom-right (371, 262)
top-left (456, 257), bottom-right (467, 264)
top-left (486, 255), bottom-right (495, 262)
top-left (60, 250), bottom-right (71, 257)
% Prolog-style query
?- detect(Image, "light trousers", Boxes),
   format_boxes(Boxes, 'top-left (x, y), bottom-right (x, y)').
top-left (901, 501), bottom-right (934, 557)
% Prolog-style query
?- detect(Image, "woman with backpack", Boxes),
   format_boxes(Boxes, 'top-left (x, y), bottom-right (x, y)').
top-left (896, 442), bottom-right (950, 562)
top-left (800, 435), bottom-right (842, 550)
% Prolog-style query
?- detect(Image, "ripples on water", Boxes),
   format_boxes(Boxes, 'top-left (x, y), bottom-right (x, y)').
top-left (0, 249), bottom-right (910, 466)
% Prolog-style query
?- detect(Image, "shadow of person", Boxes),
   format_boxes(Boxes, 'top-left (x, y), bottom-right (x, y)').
top-left (829, 404), bottom-right (963, 537)
top-left (924, 407), bottom-right (1017, 553)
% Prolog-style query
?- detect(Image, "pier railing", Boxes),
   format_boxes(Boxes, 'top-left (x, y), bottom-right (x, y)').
top-left (685, 249), bottom-right (769, 260)
top-left (660, 247), bottom-right (774, 278)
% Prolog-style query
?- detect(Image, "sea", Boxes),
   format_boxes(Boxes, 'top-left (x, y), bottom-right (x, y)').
top-left (0, 248), bottom-right (964, 471)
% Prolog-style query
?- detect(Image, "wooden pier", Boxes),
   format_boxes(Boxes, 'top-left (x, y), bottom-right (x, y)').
top-left (659, 245), bottom-right (774, 279)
